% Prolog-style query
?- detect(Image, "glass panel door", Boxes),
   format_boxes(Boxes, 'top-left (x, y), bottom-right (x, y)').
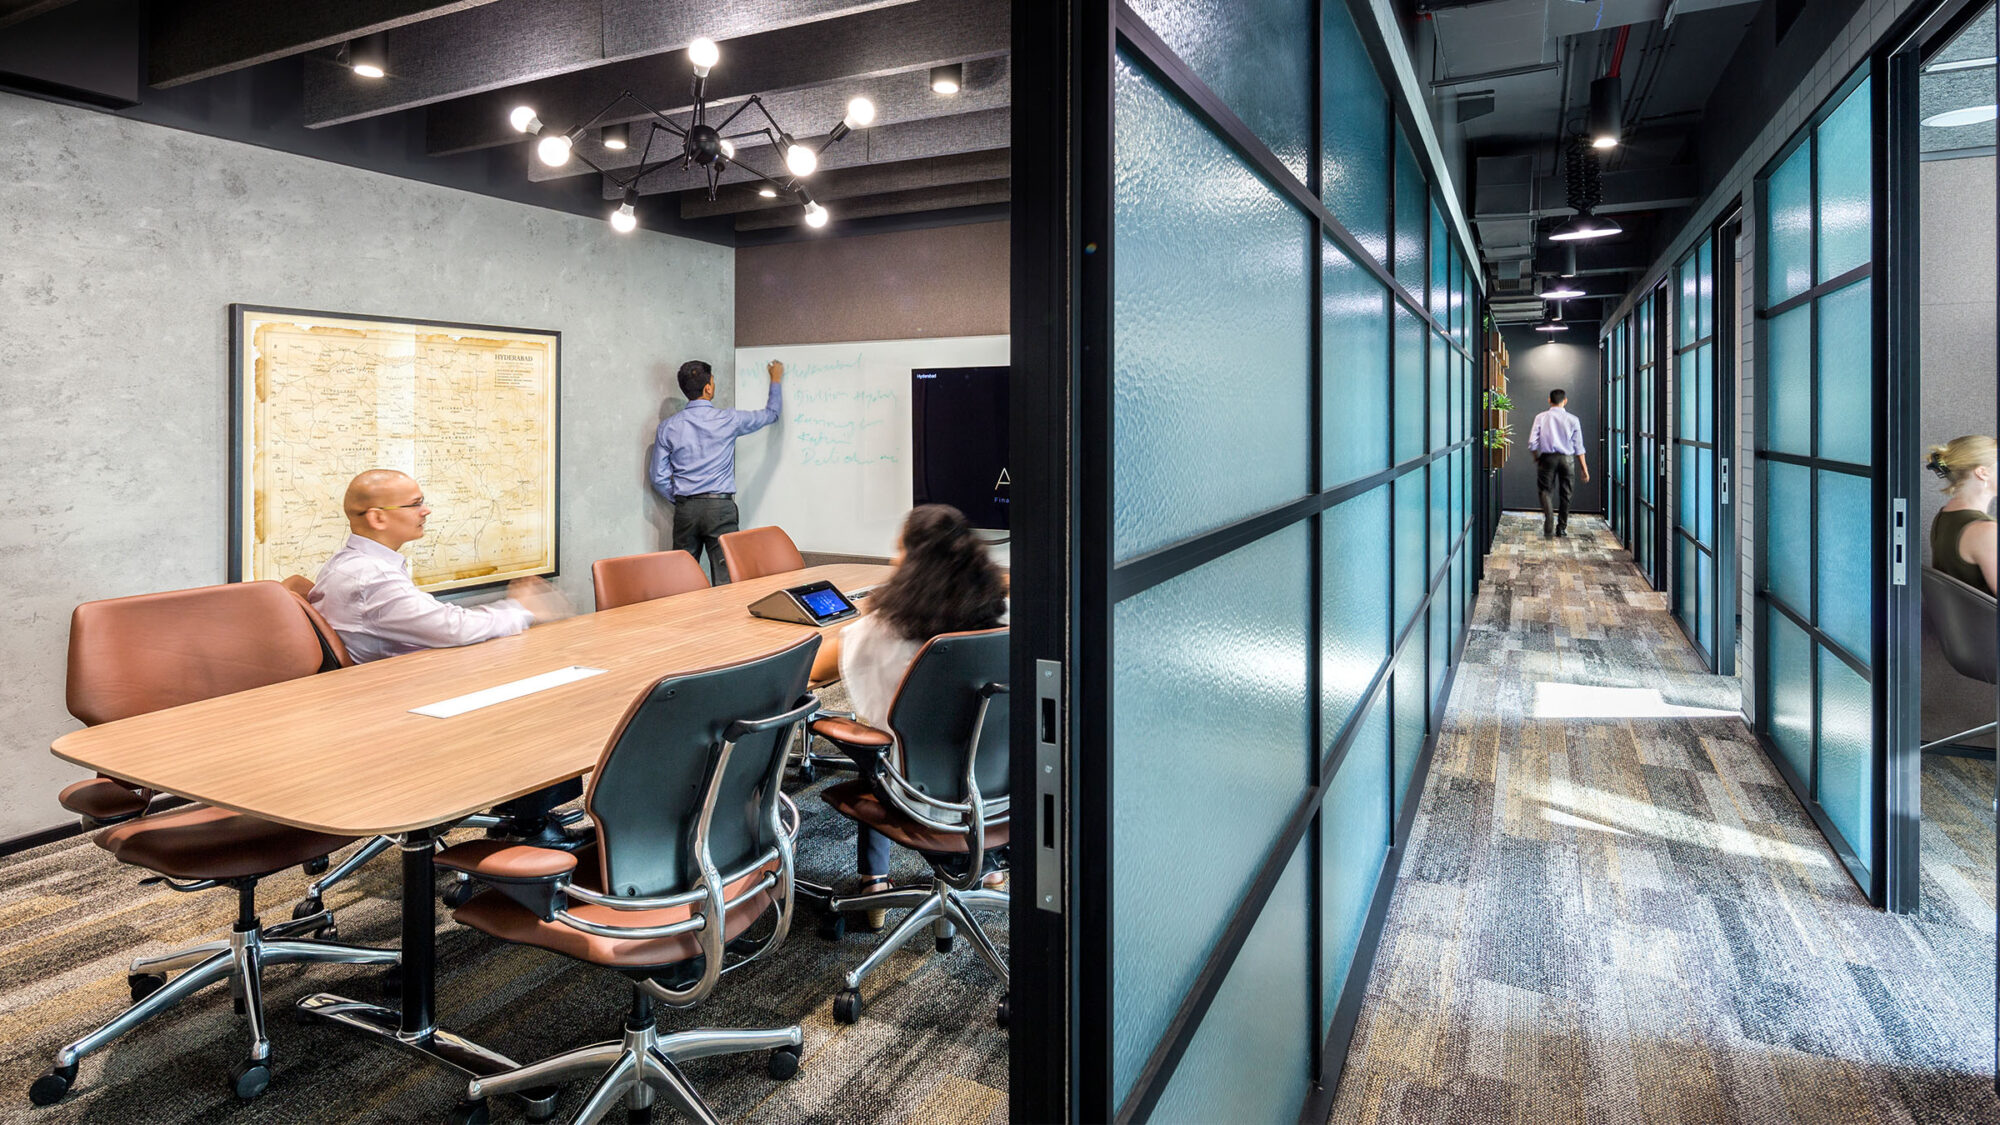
top-left (1634, 290), bottom-right (1666, 587)
top-left (1753, 69), bottom-right (1881, 899)
top-left (1670, 231), bottom-right (1730, 671)
top-left (1609, 318), bottom-right (1630, 547)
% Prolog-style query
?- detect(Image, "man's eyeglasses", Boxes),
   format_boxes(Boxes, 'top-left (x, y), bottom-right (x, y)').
top-left (371, 499), bottom-right (427, 511)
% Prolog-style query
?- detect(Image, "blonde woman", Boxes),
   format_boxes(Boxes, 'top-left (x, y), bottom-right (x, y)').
top-left (1929, 435), bottom-right (1999, 594)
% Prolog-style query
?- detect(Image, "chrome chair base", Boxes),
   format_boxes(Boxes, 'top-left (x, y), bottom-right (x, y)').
top-left (460, 1015), bottom-right (803, 1125)
top-left (31, 912), bottom-right (398, 1105)
top-left (821, 876), bottom-right (1008, 1023)
top-left (1919, 720), bottom-right (1999, 754)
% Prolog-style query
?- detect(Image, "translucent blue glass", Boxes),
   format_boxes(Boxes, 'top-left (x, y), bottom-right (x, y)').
top-left (1816, 77), bottom-right (1873, 284)
top-left (1114, 54), bottom-right (1311, 560)
top-left (1765, 460), bottom-right (1812, 615)
top-left (1816, 469), bottom-right (1872, 661)
top-left (1320, 699), bottom-right (1387, 1035)
top-left (1697, 552), bottom-right (1716, 655)
top-left (1766, 605), bottom-right (1814, 783)
top-left (1640, 437), bottom-right (1653, 504)
top-left (1676, 536), bottom-right (1696, 627)
top-left (1697, 345), bottom-right (1715, 445)
top-left (1817, 647), bottom-right (1873, 872)
top-left (1697, 452), bottom-right (1714, 545)
top-left (1698, 236), bottom-right (1715, 339)
top-left (1111, 526), bottom-right (1310, 1104)
top-left (1679, 252), bottom-right (1698, 345)
top-left (1430, 454), bottom-right (1448, 584)
top-left (1816, 280), bottom-right (1872, 466)
top-left (1766, 140), bottom-right (1814, 304)
top-left (1125, 0), bottom-right (1313, 184)
top-left (1428, 605), bottom-right (1448, 716)
top-left (1678, 350), bottom-right (1697, 446)
top-left (1678, 444), bottom-right (1697, 532)
top-left (1320, 0), bottom-right (1388, 265)
top-left (1395, 131), bottom-right (1426, 296)
top-left (1395, 301), bottom-right (1426, 463)
top-left (1396, 471), bottom-right (1427, 626)
top-left (1766, 305), bottom-right (1812, 456)
top-left (1430, 334), bottom-right (1448, 452)
top-left (1429, 202), bottom-right (1449, 322)
top-left (1153, 843), bottom-right (1312, 1124)
top-left (1323, 240), bottom-right (1391, 488)
top-left (1323, 488), bottom-right (1391, 743)
top-left (1392, 640), bottom-right (1426, 818)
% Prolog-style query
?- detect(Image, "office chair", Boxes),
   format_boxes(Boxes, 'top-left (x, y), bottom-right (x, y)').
top-left (31, 581), bottom-right (400, 1106)
top-left (592, 548), bottom-right (711, 611)
top-left (801, 627), bottom-right (1010, 1025)
top-left (433, 637), bottom-right (821, 1125)
top-left (717, 525), bottom-right (805, 583)
top-left (1920, 566), bottom-right (1998, 752)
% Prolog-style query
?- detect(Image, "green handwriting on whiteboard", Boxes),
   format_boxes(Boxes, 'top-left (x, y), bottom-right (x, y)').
top-left (778, 361), bottom-right (901, 467)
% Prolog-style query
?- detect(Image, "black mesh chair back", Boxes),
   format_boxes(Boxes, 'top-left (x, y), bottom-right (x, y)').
top-left (1923, 567), bottom-right (1998, 687)
top-left (586, 637), bottom-right (819, 899)
top-left (886, 628), bottom-right (1009, 805)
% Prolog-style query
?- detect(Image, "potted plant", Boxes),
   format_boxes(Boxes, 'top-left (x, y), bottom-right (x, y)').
top-left (1483, 424), bottom-right (1512, 469)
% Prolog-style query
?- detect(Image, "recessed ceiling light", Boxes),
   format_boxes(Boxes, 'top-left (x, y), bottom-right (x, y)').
top-left (757, 186), bottom-right (777, 198)
top-left (930, 63), bottom-right (963, 95)
top-left (1922, 104), bottom-right (1998, 127)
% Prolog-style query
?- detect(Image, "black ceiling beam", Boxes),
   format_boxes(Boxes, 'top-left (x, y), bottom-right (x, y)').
top-left (148, 0), bottom-right (503, 87)
top-left (733, 177), bottom-right (1008, 230)
top-left (0, 0), bottom-right (76, 32)
top-left (679, 148), bottom-right (1009, 217)
top-left (418, 0), bottom-right (1006, 154)
top-left (1473, 165), bottom-right (1698, 220)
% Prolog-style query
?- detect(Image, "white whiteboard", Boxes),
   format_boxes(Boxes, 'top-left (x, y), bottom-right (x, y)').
top-left (732, 335), bottom-right (1010, 557)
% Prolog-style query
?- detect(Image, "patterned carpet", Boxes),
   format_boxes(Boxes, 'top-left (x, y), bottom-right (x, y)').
top-left (1330, 514), bottom-right (1999, 1125)
top-left (0, 686), bottom-right (1008, 1124)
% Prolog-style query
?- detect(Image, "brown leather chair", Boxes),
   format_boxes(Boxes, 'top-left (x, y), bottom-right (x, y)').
top-left (717, 525), bottom-right (805, 583)
top-left (591, 549), bottom-right (711, 610)
top-left (804, 627), bottom-right (1010, 1025)
top-left (30, 582), bottom-right (399, 1107)
top-left (434, 638), bottom-right (820, 1123)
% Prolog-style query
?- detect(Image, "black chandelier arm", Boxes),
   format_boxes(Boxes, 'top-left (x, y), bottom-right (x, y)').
top-left (712, 96), bottom-right (764, 134)
top-left (621, 90), bottom-right (691, 136)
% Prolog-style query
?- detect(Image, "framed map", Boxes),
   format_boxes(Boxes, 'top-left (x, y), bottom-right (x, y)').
top-left (230, 305), bottom-right (560, 593)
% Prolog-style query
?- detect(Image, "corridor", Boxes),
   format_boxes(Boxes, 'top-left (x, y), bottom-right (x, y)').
top-left (1331, 515), bottom-right (1998, 1124)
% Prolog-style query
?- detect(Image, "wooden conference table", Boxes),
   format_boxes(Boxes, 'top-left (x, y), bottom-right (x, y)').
top-left (51, 563), bottom-right (892, 1087)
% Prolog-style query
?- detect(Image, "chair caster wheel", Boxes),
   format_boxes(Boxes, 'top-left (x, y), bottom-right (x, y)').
top-left (442, 879), bottom-right (479, 909)
top-left (292, 897), bottom-right (323, 920)
top-left (936, 935), bottom-right (955, 953)
top-left (998, 993), bottom-right (1010, 1028)
top-left (768, 1043), bottom-right (802, 1080)
top-left (799, 758), bottom-right (818, 783)
top-left (817, 911), bottom-right (847, 941)
top-left (316, 920), bottom-right (339, 941)
top-left (832, 988), bottom-right (863, 1024)
top-left (29, 1063), bottom-right (77, 1106)
top-left (129, 972), bottom-right (166, 1002)
top-left (519, 1085), bottom-right (559, 1122)
top-left (303, 856), bottom-right (329, 876)
top-left (447, 1098), bottom-right (491, 1125)
top-left (229, 1058), bottom-right (271, 1100)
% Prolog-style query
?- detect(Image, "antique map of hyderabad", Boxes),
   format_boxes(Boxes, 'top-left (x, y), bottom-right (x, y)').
top-left (235, 307), bottom-right (558, 592)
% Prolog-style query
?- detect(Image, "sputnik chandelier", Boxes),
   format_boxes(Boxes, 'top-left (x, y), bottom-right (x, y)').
top-left (508, 36), bottom-right (876, 233)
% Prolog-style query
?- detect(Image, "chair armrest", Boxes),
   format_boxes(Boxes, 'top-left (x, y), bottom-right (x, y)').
top-left (978, 681), bottom-right (1009, 699)
top-left (436, 840), bottom-right (577, 921)
top-left (724, 693), bottom-right (822, 742)
top-left (58, 777), bottom-right (151, 829)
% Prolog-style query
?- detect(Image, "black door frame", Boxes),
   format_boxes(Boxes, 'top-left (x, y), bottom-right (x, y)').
top-left (1666, 212), bottom-right (1743, 676)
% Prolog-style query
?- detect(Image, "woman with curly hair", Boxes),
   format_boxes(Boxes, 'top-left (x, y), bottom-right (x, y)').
top-left (817, 504), bottom-right (1008, 926)
top-left (1929, 435), bottom-right (1998, 594)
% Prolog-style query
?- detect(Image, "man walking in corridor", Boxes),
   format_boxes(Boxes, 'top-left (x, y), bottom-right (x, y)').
top-left (1528, 388), bottom-right (1590, 538)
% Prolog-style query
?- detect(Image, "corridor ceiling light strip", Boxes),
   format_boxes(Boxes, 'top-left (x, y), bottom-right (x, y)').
top-left (506, 37), bottom-right (875, 233)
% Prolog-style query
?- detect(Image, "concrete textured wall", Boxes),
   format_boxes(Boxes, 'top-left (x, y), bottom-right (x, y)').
top-left (0, 91), bottom-right (734, 841)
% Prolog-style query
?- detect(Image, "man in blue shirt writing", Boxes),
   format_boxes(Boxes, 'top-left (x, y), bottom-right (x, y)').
top-left (1527, 388), bottom-right (1591, 539)
top-left (651, 358), bottom-right (784, 579)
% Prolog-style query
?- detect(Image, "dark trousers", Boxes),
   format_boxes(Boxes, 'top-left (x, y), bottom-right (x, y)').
top-left (1536, 453), bottom-right (1577, 533)
top-left (672, 495), bottom-right (740, 583)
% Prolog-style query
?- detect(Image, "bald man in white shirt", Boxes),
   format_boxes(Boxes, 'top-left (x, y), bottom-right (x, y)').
top-left (310, 469), bottom-right (584, 846)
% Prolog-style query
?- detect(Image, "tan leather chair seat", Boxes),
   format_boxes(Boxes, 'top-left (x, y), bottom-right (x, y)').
top-left (58, 777), bottom-right (150, 821)
top-left (809, 716), bottom-right (892, 748)
top-left (96, 805), bottom-right (353, 882)
top-left (821, 780), bottom-right (1009, 855)
top-left (453, 844), bottom-right (778, 970)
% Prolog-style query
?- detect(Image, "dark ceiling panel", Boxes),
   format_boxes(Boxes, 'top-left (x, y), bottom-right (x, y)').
top-left (302, 0), bottom-right (926, 128)
top-left (418, 0), bottom-right (1007, 153)
top-left (0, 0), bottom-right (77, 32)
top-left (733, 177), bottom-right (1007, 230)
top-left (680, 148), bottom-right (1009, 216)
top-left (147, 0), bottom-right (503, 88)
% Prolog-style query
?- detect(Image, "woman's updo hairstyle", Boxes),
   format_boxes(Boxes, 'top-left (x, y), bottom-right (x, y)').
top-left (1928, 435), bottom-right (1998, 494)
top-left (869, 504), bottom-right (1007, 642)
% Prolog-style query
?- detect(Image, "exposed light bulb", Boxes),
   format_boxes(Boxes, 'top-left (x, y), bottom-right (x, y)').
top-left (688, 37), bottom-right (719, 76)
top-left (510, 106), bottom-right (542, 134)
top-left (610, 203), bottom-right (637, 233)
top-left (785, 143), bottom-right (818, 178)
top-left (536, 133), bottom-right (573, 167)
top-left (803, 202), bottom-right (829, 228)
top-left (844, 97), bottom-right (876, 128)
top-left (720, 138), bottom-right (735, 158)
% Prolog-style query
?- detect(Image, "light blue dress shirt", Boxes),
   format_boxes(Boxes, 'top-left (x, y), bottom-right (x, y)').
top-left (650, 383), bottom-right (783, 500)
top-left (1527, 406), bottom-right (1586, 456)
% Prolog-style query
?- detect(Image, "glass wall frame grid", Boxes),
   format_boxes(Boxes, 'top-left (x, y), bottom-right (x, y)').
top-left (1750, 62), bottom-right (1883, 902)
top-left (1670, 232), bottom-right (1725, 669)
top-left (1079, 4), bottom-right (1486, 1121)
top-left (1633, 286), bottom-right (1667, 587)
top-left (1607, 319), bottom-right (1630, 546)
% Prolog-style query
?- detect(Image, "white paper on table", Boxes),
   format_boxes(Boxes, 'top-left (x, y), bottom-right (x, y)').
top-left (410, 666), bottom-right (608, 718)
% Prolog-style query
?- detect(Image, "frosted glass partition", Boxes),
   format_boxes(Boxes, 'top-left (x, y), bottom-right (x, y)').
top-left (1394, 131), bottom-right (1426, 295)
top-left (1319, 0), bottom-right (1388, 265)
top-left (1395, 301), bottom-right (1427, 463)
top-left (1752, 69), bottom-right (1877, 894)
top-left (1325, 242), bottom-right (1390, 487)
top-left (1669, 233), bottom-right (1724, 670)
top-left (1124, 0), bottom-right (1313, 183)
top-left (1633, 293), bottom-right (1661, 580)
top-left (1323, 488), bottom-right (1391, 740)
top-left (1112, 55), bottom-right (1310, 560)
top-left (1320, 701), bottom-right (1389, 1033)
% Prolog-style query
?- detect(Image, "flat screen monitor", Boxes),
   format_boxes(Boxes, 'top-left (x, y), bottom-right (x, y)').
top-left (911, 365), bottom-right (1009, 530)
